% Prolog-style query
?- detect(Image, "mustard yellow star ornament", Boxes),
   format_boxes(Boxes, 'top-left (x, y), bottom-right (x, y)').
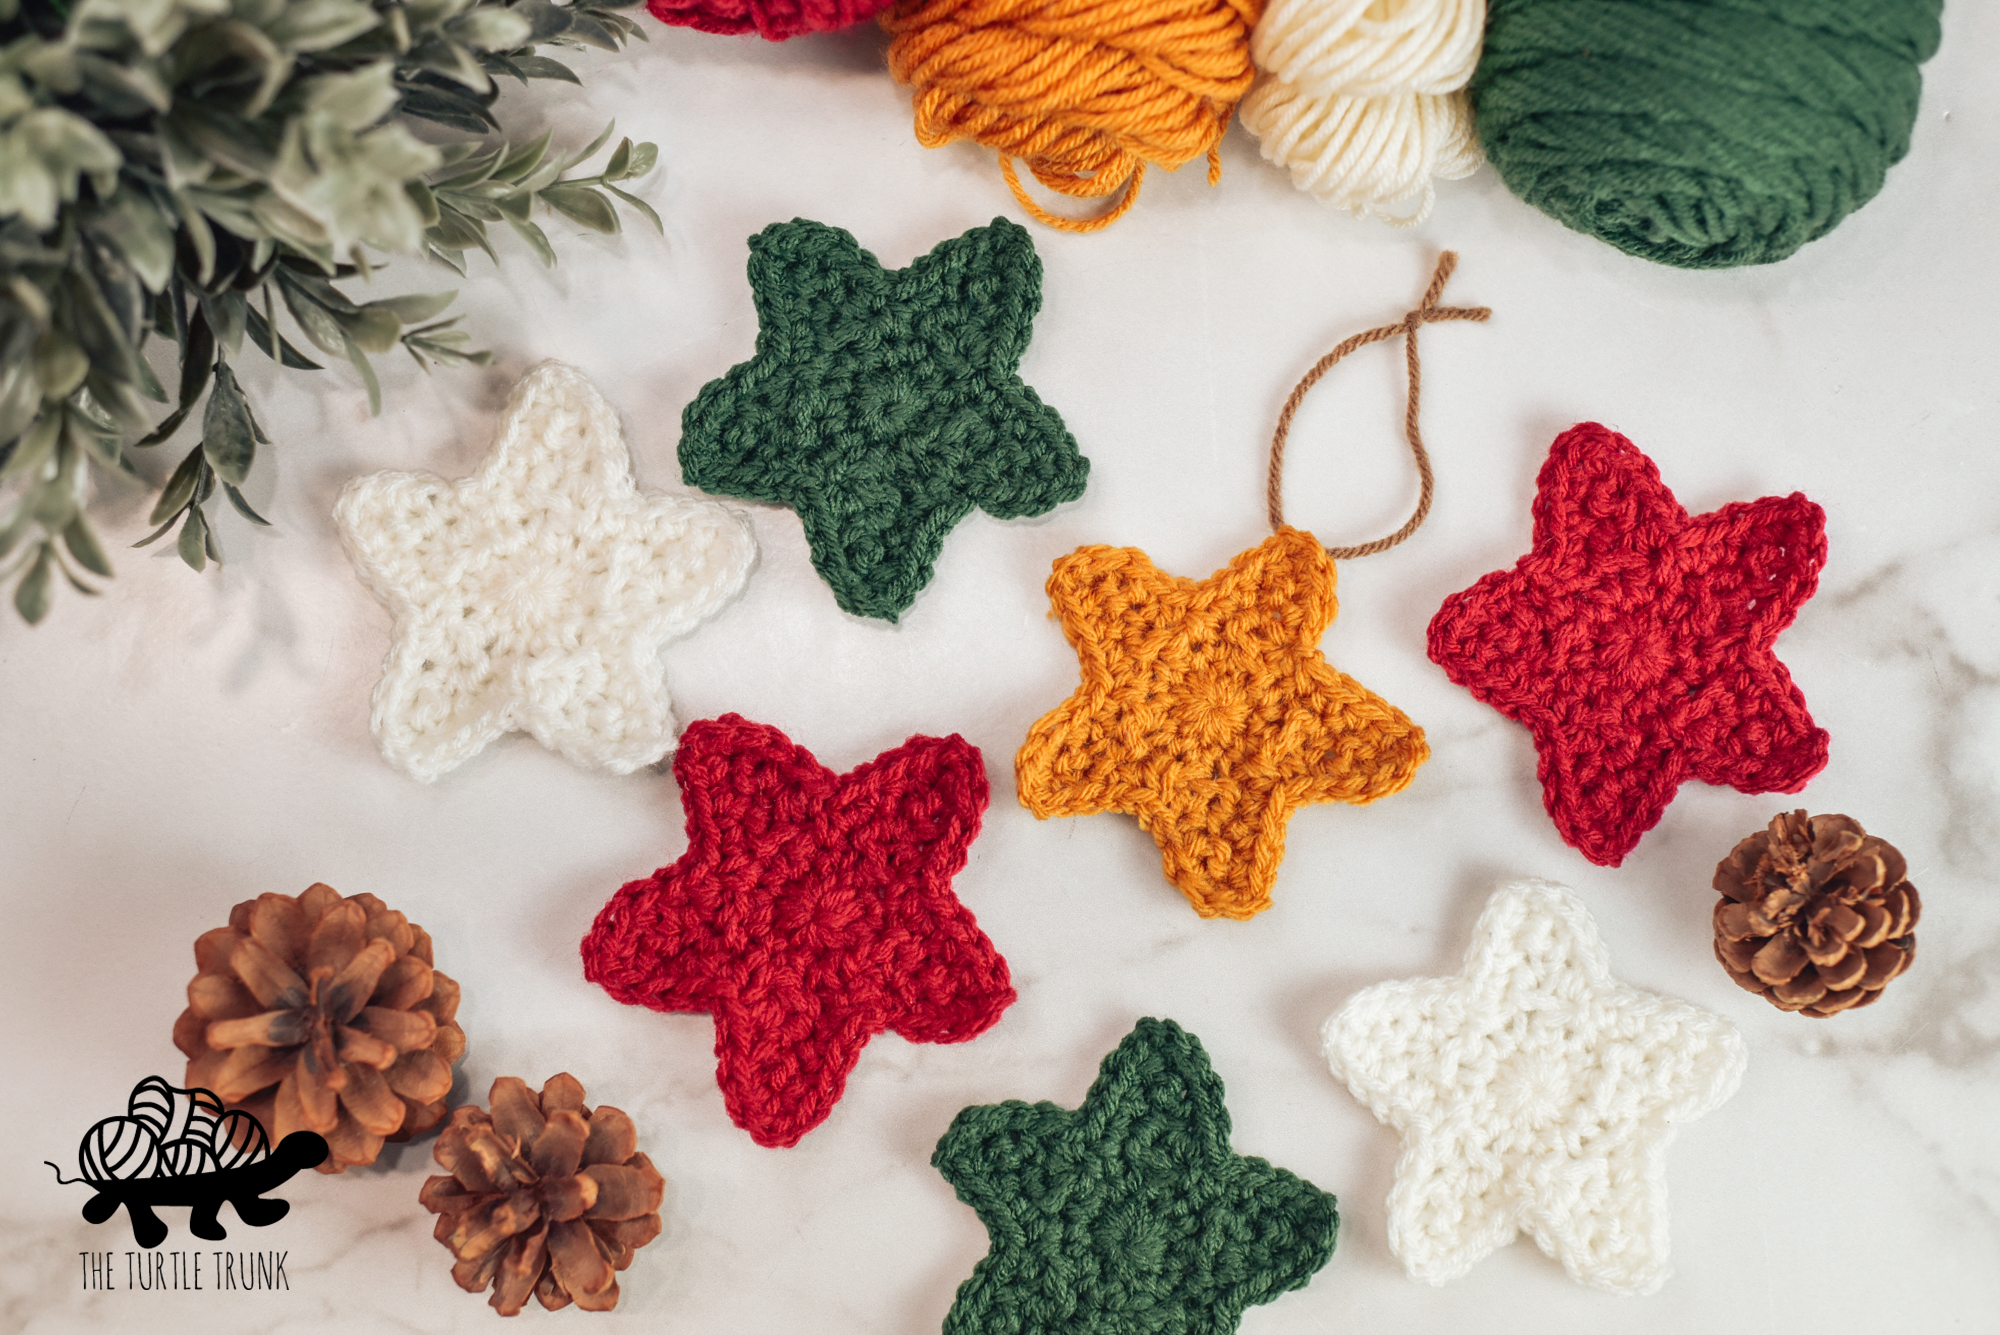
top-left (1016, 527), bottom-right (1428, 919)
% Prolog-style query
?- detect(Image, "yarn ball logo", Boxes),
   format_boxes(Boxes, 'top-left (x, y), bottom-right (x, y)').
top-left (45, 1076), bottom-right (328, 1248)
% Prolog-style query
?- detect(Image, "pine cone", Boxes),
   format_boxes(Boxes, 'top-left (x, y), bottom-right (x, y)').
top-left (419, 1074), bottom-right (665, 1316)
top-left (1713, 811), bottom-right (1920, 1017)
top-left (173, 882), bottom-right (466, 1171)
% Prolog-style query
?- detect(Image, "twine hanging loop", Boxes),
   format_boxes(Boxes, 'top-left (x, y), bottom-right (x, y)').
top-left (1267, 251), bottom-right (1490, 559)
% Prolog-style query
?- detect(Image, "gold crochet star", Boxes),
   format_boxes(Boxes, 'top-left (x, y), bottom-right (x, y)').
top-left (1015, 527), bottom-right (1428, 919)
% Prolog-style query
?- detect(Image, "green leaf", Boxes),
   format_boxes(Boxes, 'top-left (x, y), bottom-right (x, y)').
top-left (342, 333), bottom-right (382, 414)
top-left (14, 543), bottom-right (52, 623)
top-left (337, 304), bottom-right (402, 354)
top-left (395, 87), bottom-right (495, 135)
top-left (301, 61), bottom-right (400, 130)
top-left (541, 183), bottom-right (619, 234)
top-left (139, 306), bottom-right (215, 445)
top-left (559, 10), bottom-right (624, 50)
top-left (446, 7), bottom-right (532, 51)
top-left (278, 275), bottom-right (353, 358)
top-left (265, 0), bottom-right (382, 51)
top-left (223, 483), bottom-right (272, 525)
top-left (65, 404), bottom-right (123, 471)
top-left (201, 362), bottom-right (256, 485)
top-left (32, 329), bottom-right (88, 399)
top-left (62, 514), bottom-right (112, 578)
top-left (131, 516), bottom-right (179, 548)
top-left (509, 0), bottom-right (574, 43)
top-left (505, 215), bottom-right (555, 267)
top-left (602, 138), bottom-right (631, 181)
top-left (605, 182), bottom-right (662, 235)
top-left (243, 302), bottom-right (322, 369)
top-left (89, 191), bottom-right (177, 292)
top-left (408, 37), bottom-right (492, 92)
top-left (166, 20), bottom-right (292, 118)
top-left (624, 141), bottom-right (658, 180)
top-left (427, 245), bottom-right (468, 277)
top-left (495, 188), bottom-right (533, 223)
top-left (131, 351), bottom-right (169, 404)
top-left (73, 51), bottom-right (172, 116)
top-left (166, 104), bottom-right (279, 180)
top-left (509, 54), bottom-right (578, 84)
top-left (369, 291), bottom-right (457, 324)
top-left (178, 504), bottom-right (210, 572)
top-left (565, 120), bottom-right (617, 172)
top-left (404, 179), bottom-right (441, 227)
top-left (493, 131), bottom-right (553, 183)
top-left (60, 267), bottom-right (145, 385)
top-left (1, 409), bottom-right (61, 484)
top-left (149, 445), bottom-right (205, 525)
top-left (199, 291), bottom-right (247, 358)
top-left (170, 191), bottom-right (217, 285)
top-left (0, 361), bottom-right (40, 444)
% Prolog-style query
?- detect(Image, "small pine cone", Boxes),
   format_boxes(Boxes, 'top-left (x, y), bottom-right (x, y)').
top-left (419, 1074), bottom-right (665, 1316)
top-left (173, 882), bottom-right (467, 1171)
top-left (1713, 811), bottom-right (1920, 1017)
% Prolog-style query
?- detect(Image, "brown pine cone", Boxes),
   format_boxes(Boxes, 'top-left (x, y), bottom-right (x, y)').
top-left (419, 1074), bottom-right (665, 1316)
top-left (173, 882), bottom-right (466, 1171)
top-left (1713, 811), bottom-right (1920, 1017)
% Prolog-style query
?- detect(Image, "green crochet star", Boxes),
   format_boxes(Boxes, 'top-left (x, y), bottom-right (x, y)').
top-left (679, 217), bottom-right (1089, 623)
top-left (932, 1018), bottom-right (1338, 1335)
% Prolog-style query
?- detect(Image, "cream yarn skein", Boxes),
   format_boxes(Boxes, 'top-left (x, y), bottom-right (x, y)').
top-left (1243, 0), bottom-right (1486, 224)
top-left (1253, 0), bottom-right (1484, 96)
top-left (1239, 83), bottom-right (1480, 223)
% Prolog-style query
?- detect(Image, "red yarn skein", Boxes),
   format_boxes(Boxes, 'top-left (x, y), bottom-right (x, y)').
top-left (645, 0), bottom-right (887, 39)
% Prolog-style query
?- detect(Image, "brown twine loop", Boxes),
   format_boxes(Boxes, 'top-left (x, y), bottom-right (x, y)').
top-left (1266, 251), bottom-right (1490, 560)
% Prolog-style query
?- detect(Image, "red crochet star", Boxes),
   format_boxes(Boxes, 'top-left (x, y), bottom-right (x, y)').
top-left (579, 714), bottom-right (1015, 1147)
top-left (1428, 423), bottom-right (1829, 866)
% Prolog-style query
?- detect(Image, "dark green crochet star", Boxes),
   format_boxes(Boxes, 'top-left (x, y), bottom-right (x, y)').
top-left (932, 1018), bottom-right (1338, 1335)
top-left (679, 217), bottom-right (1089, 623)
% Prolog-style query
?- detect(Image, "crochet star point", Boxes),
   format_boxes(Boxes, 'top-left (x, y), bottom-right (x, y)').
top-left (1324, 879), bottom-right (1747, 1296)
top-left (935, 1018), bottom-right (1337, 1335)
top-left (1018, 527), bottom-right (1428, 918)
top-left (679, 216), bottom-right (1088, 622)
top-left (335, 362), bottom-right (755, 783)
top-left (580, 714), bottom-right (1014, 1147)
top-left (1428, 422), bottom-right (1829, 865)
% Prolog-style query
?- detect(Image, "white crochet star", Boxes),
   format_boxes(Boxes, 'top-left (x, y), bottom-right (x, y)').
top-left (1323, 879), bottom-right (1746, 1296)
top-left (334, 362), bottom-right (755, 783)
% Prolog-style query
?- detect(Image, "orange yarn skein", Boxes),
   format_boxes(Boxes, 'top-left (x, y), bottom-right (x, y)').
top-left (882, 0), bottom-right (1264, 233)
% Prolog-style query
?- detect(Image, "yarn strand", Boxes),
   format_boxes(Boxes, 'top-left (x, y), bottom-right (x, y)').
top-left (1265, 250), bottom-right (1487, 559)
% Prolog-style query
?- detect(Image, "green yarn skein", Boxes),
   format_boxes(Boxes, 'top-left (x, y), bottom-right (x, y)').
top-left (1471, 0), bottom-right (1944, 268)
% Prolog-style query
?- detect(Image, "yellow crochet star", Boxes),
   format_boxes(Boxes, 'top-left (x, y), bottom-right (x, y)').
top-left (1016, 527), bottom-right (1428, 919)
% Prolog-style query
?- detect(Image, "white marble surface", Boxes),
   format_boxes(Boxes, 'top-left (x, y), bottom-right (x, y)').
top-left (6, 10), bottom-right (2000, 1332)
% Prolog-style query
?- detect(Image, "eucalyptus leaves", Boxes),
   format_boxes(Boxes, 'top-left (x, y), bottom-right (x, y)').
top-left (0, 0), bottom-right (658, 622)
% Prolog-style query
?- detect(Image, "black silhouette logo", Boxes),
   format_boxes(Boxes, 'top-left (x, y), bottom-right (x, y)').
top-left (46, 1077), bottom-right (327, 1248)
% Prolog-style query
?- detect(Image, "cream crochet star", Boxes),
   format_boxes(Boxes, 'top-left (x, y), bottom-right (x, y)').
top-left (334, 362), bottom-right (755, 783)
top-left (1323, 879), bottom-right (1746, 1296)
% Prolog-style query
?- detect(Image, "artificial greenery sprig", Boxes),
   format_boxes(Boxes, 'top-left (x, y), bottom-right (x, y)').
top-left (0, 0), bottom-right (659, 622)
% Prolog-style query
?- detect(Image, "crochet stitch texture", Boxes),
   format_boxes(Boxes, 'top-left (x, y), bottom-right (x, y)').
top-left (334, 363), bottom-right (755, 783)
top-left (1427, 422), bottom-right (1828, 866)
top-left (933, 1017), bottom-right (1338, 1334)
top-left (579, 714), bottom-right (1014, 1148)
top-left (1016, 527), bottom-right (1428, 919)
top-left (679, 217), bottom-right (1088, 622)
top-left (1324, 879), bottom-right (1747, 1296)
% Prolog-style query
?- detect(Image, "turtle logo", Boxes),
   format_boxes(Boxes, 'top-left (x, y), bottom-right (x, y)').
top-left (46, 1076), bottom-right (327, 1248)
